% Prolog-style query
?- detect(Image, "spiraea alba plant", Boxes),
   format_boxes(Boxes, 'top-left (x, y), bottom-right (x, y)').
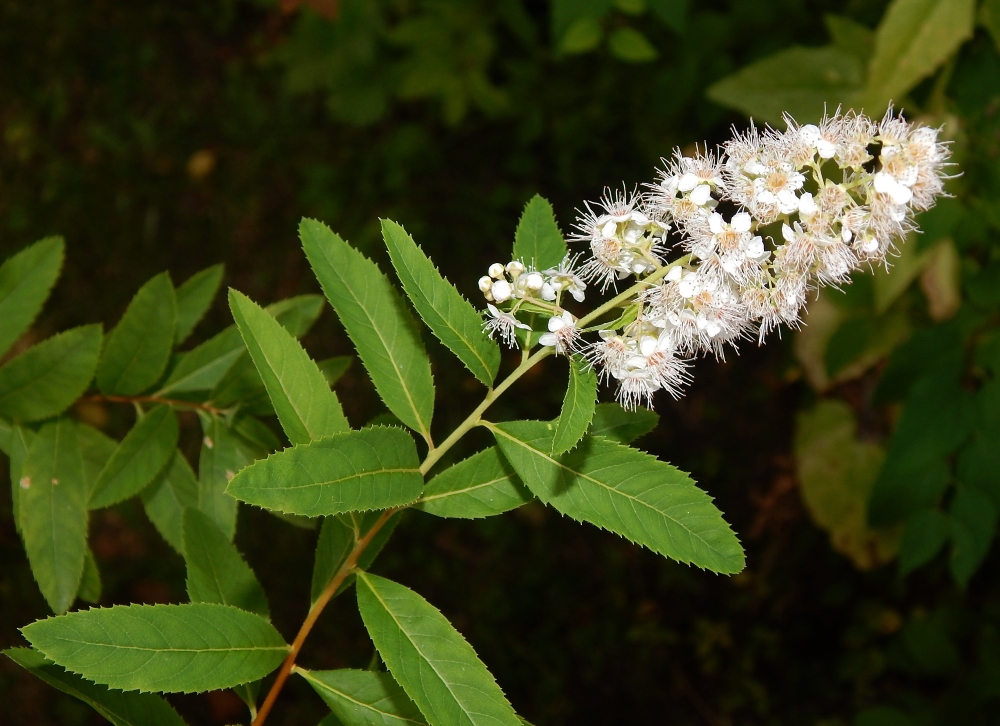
top-left (3, 110), bottom-right (948, 726)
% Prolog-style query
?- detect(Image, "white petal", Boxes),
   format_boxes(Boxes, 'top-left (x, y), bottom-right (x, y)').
top-left (539, 333), bottom-right (557, 347)
top-left (797, 192), bottom-right (817, 215)
top-left (678, 279), bottom-right (698, 298)
top-left (666, 265), bottom-right (683, 282)
top-left (782, 223), bottom-right (796, 243)
top-left (547, 316), bottom-right (566, 332)
top-left (816, 138), bottom-right (837, 159)
top-left (890, 183), bottom-right (913, 205)
top-left (601, 220), bottom-right (618, 238)
top-left (731, 212), bottom-right (752, 232)
top-left (639, 335), bottom-right (658, 356)
top-left (525, 272), bottom-right (544, 290)
top-left (746, 236), bottom-right (765, 258)
top-left (873, 172), bottom-right (894, 194)
top-left (841, 227), bottom-right (853, 242)
top-left (799, 124), bottom-right (821, 145)
top-left (541, 283), bottom-right (557, 301)
top-left (689, 184), bottom-right (713, 206)
top-left (756, 190), bottom-right (777, 205)
top-left (678, 172), bottom-right (700, 192)
top-left (708, 212), bottom-right (724, 234)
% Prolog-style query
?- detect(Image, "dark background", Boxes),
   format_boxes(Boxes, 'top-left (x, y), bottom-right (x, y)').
top-left (2, 1), bottom-right (999, 725)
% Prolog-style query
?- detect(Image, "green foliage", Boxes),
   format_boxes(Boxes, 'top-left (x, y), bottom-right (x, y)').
top-left (319, 356), bottom-right (352, 387)
top-left (311, 511), bottom-right (403, 603)
top-left (158, 326), bottom-right (245, 395)
top-left (0, 325), bottom-right (102, 422)
top-left (490, 420), bottom-right (745, 574)
top-left (297, 667), bottom-right (426, 726)
top-left (197, 416), bottom-right (254, 540)
top-left (607, 27), bottom-right (658, 63)
top-left (4, 648), bottom-right (187, 726)
top-left (551, 355), bottom-right (597, 455)
top-left (77, 422), bottom-right (116, 493)
top-left (22, 603), bottom-right (287, 694)
top-left (228, 427), bottom-right (423, 517)
top-left (174, 264), bottom-right (224, 345)
top-left (78, 547), bottom-right (101, 604)
top-left (899, 508), bottom-right (950, 575)
top-left (949, 485), bottom-right (997, 587)
top-left (89, 406), bottom-right (179, 509)
top-left (183, 507), bottom-right (270, 617)
top-left (140, 451), bottom-right (199, 554)
top-left (382, 219), bottom-right (500, 387)
top-left (229, 289), bottom-right (349, 444)
top-left (588, 403), bottom-right (658, 444)
top-left (96, 273), bottom-right (176, 396)
top-left (19, 418), bottom-right (89, 614)
top-left (512, 196), bottom-right (566, 272)
top-left (301, 218), bottom-right (435, 443)
top-left (356, 572), bottom-right (521, 726)
top-left (0, 236), bottom-right (64, 358)
top-left (417, 447), bottom-right (531, 519)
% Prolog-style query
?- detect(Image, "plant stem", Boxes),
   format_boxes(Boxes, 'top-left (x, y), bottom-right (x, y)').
top-left (79, 393), bottom-right (228, 416)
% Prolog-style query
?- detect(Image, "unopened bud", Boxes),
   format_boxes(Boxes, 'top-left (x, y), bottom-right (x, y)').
top-left (506, 260), bottom-right (525, 276)
top-left (491, 280), bottom-right (513, 302)
top-left (478, 276), bottom-right (493, 293)
top-left (488, 263), bottom-right (506, 279)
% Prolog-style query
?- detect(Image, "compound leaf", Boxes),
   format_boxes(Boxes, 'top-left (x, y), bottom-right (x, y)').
top-left (0, 325), bottom-right (102, 422)
top-left (301, 218), bottom-right (434, 442)
top-left (356, 572), bottom-right (521, 726)
top-left (229, 289), bottom-right (349, 444)
top-left (0, 236), bottom-right (64, 359)
top-left (4, 648), bottom-right (187, 726)
top-left (382, 219), bottom-right (500, 387)
top-left (21, 603), bottom-right (288, 694)
top-left (228, 427), bottom-right (422, 517)
top-left (490, 421), bottom-right (744, 574)
top-left (90, 406), bottom-right (179, 509)
top-left (417, 447), bottom-right (531, 519)
top-left (97, 273), bottom-right (176, 396)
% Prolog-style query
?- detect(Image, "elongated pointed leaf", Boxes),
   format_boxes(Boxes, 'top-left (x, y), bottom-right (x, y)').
top-left (297, 667), bottom-right (427, 726)
top-left (356, 572), bottom-right (520, 726)
top-left (311, 511), bottom-right (402, 604)
top-left (4, 648), bottom-right (187, 726)
top-left (228, 426), bottom-right (422, 517)
top-left (301, 218), bottom-right (435, 442)
top-left (198, 416), bottom-right (253, 540)
top-left (0, 324), bottom-right (102, 422)
top-left (175, 264), bottom-right (224, 344)
top-left (158, 327), bottom-right (244, 395)
top-left (21, 603), bottom-right (288, 694)
top-left (267, 294), bottom-right (325, 338)
top-left (899, 508), bottom-right (949, 575)
top-left (417, 447), bottom-right (531, 519)
top-left (78, 547), bottom-right (102, 604)
top-left (183, 508), bottom-right (269, 617)
top-left (89, 406), bottom-right (179, 509)
top-left (20, 418), bottom-right (89, 613)
top-left (77, 422), bottom-right (117, 494)
top-left (589, 403), bottom-right (658, 444)
top-left (319, 356), bottom-right (352, 386)
top-left (97, 273), bottom-right (176, 395)
top-left (551, 356), bottom-right (597, 455)
top-left (1, 423), bottom-right (34, 534)
top-left (382, 220), bottom-right (500, 387)
top-left (0, 237), bottom-right (64, 358)
top-left (490, 421), bottom-right (745, 574)
top-left (512, 196), bottom-right (566, 270)
top-left (141, 451), bottom-right (199, 553)
top-left (230, 289), bottom-right (349, 444)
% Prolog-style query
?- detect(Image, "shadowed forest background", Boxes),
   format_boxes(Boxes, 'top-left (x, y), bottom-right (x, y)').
top-left (3, 1), bottom-right (1000, 724)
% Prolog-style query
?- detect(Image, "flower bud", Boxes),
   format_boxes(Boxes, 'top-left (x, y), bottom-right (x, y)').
top-left (478, 276), bottom-right (493, 293)
top-left (525, 272), bottom-right (544, 291)
top-left (488, 263), bottom-right (506, 279)
top-left (491, 280), bottom-right (513, 303)
top-left (506, 260), bottom-right (525, 276)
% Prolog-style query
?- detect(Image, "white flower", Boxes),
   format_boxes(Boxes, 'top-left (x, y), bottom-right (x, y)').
top-left (491, 280), bottom-right (513, 303)
top-left (483, 304), bottom-right (531, 347)
top-left (873, 171), bottom-right (914, 205)
top-left (544, 256), bottom-right (587, 303)
top-left (538, 311), bottom-right (578, 354)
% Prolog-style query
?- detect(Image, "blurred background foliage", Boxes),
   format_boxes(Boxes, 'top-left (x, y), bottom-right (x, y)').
top-left (3, 0), bottom-right (1000, 724)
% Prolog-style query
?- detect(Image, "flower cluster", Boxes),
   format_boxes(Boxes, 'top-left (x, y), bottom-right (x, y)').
top-left (480, 110), bottom-right (951, 409)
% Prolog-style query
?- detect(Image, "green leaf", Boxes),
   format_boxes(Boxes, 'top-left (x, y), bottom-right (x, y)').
top-left (356, 572), bottom-right (521, 726)
top-left (97, 273), bottom-right (177, 396)
top-left (229, 289), bottom-right (349, 444)
top-left (607, 27), bottom-right (658, 62)
top-left (0, 324), bottom-right (102, 422)
top-left (559, 17), bottom-right (603, 53)
top-left (297, 667), bottom-right (427, 726)
top-left (382, 219), bottom-right (500, 387)
top-left (4, 648), bottom-right (187, 726)
top-left (490, 421), bottom-right (745, 573)
top-left (417, 447), bottom-right (531, 519)
top-left (861, 0), bottom-right (975, 111)
top-left (706, 45), bottom-right (864, 125)
top-left (301, 219), bottom-right (435, 442)
top-left (77, 422), bottom-right (117, 494)
top-left (552, 356), bottom-right (597, 455)
top-left (267, 294), bottom-right (326, 338)
top-left (89, 406), bottom-right (179, 509)
top-left (140, 451), bottom-right (199, 553)
top-left (228, 426), bottom-right (422, 517)
top-left (588, 403), bottom-right (658, 444)
top-left (183, 508), bottom-right (269, 617)
top-left (3, 423), bottom-right (34, 534)
top-left (949, 485), bottom-right (997, 587)
top-left (78, 547), bottom-right (102, 604)
top-left (512, 196), bottom-right (566, 271)
top-left (21, 603), bottom-right (288, 694)
top-left (647, 0), bottom-right (687, 32)
top-left (319, 356), bottom-right (352, 387)
top-left (157, 327), bottom-right (244, 395)
top-left (174, 264), bottom-right (224, 345)
top-left (899, 508), bottom-right (949, 575)
top-left (0, 236), bottom-right (64, 359)
top-left (197, 416), bottom-right (254, 540)
top-left (311, 511), bottom-right (402, 604)
top-left (19, 418), bottom-right (89, 613)
top-left (824, 14), bottom-right (874, 65)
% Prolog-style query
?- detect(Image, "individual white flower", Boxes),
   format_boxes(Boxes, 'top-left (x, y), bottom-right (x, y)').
top-left (873, 171), bottom-right (914, 205)
top-left (483, 304), bottom-right (531, 347)
top-left (538, 311), bottom-right (578, 354)
top-left (544, 255), bottom-right (587, 303)
top-left (491, 280), bottom-right (513, 303)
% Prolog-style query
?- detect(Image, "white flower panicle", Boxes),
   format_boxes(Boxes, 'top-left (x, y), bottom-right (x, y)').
top-left (479, 110), bottom-right (951, 410)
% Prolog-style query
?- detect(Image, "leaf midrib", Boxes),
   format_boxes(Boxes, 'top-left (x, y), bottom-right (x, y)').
top-left (298, 670), bottom-right (426, 725)
top-left (420, 476), bottom-right (513, 503)
top-left (249, 466), bottom-right (419, 491)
